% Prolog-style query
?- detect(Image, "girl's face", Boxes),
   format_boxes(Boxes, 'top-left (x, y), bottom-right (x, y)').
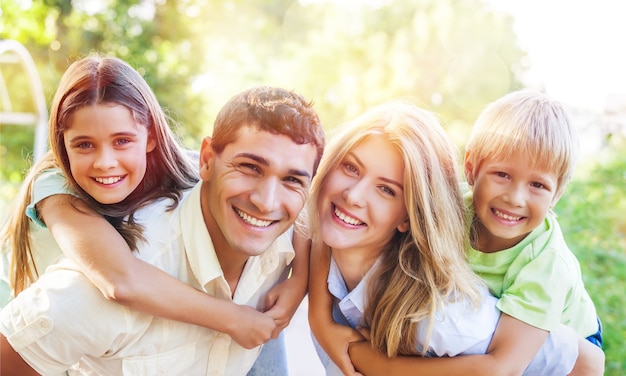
top-left (63, 103), bottom-right (155, 204)
top-left (318, 134), bottom-right (409, 256)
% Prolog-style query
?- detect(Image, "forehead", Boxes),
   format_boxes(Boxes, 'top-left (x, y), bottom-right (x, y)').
top-left (66, 104), bottom-right (139, 134)
top-left (223, 126), bottom-right (317, 177)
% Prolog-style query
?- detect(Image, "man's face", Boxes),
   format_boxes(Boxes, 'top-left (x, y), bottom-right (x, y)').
top-left (199, 126), bottom-right (317, 262)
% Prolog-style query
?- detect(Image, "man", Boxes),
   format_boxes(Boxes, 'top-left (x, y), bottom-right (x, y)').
top-left (0, 86), bottom-right (325, 375)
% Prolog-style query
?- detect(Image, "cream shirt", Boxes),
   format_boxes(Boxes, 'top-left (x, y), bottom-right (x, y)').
top-left (0, 183), bottom-right (295, 376)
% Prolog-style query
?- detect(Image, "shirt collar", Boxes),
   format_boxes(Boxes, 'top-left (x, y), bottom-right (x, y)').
top-left (179, 182), bottom-right (295, 292)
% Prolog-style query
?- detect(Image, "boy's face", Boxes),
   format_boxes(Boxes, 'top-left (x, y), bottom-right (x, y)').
top-left (198, 125), bottom-right (317, 262)
top-left (466, 149), bottom-right (560, 252)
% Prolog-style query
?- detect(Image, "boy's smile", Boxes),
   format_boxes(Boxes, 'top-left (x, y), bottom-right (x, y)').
top-left (468, 150), bottom-right (560, 253)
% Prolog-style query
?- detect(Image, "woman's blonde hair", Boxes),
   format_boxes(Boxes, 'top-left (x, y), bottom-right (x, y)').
top-left (309, 101), bottom-right (484, 356)
top-left (1, 55), bottom-right (198, 295)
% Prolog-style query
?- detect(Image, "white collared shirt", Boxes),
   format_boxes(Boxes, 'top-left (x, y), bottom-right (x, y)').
top-left (0, 183), bottom-right (294, 376)
top-left (313, 256), bottom-right (578, 376)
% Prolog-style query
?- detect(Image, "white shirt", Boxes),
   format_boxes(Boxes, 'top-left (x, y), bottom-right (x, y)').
top-left (312, 256), bottom-right (579, 376)
top-left (0, 183), bottom-right (295, 376)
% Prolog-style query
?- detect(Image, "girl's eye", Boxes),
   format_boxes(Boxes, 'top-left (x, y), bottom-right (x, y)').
top-left (115, 138), bottom-right (132, 146)
top-left (76, 142), bottom-right (93, 149)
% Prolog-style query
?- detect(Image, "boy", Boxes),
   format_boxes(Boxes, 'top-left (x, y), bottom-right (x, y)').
top-left (464, 89), bottom-right (604, 373)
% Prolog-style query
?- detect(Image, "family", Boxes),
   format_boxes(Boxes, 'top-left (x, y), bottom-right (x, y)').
top-left (0, 55), bottom-right (604, 375)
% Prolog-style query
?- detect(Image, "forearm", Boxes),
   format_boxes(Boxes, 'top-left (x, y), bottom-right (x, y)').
top-left (40, 195), bottom-right (241, 333)
top-left (349, 342), bottom-right (507, 376)
top-left (307, 243), bottom-right (335, 336)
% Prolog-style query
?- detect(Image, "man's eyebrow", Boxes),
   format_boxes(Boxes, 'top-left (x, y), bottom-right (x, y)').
top-left (236, 152), bottom-right (311, 179)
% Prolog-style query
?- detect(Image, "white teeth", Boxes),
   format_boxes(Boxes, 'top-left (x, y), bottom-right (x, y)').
top-left (494, 209), bottom-right (521, 221)
top-left (334, 206), bottom-right (363, 226)
top-left (235, 208), bottom-right (272, 227)
top-left (95, 176), bottom-right (122, 185)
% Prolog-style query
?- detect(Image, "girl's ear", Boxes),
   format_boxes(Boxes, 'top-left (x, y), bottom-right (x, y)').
top-left (464, 151), bottom-right (475, 186)
top-left (146, 133), bottom-right (157, 153)
top-left (199, 136), bottom-right (215, 180)
top-left (397, 219), bottom-right (410, 233)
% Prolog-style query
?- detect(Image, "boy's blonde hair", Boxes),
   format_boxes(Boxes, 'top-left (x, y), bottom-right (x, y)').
top-left (465, 89), bottom-right (579, 197)
top-left (309, 101), bottom-right (484, 356)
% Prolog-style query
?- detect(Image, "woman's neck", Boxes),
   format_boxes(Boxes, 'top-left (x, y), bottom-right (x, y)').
top-left (331, 246), bottom-right (382, 292)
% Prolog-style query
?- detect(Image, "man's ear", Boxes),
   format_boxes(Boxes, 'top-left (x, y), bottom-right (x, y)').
top-left (199, 136), bottom-right (215, 180)
top-left (464, 151), bottom-right (475, 186)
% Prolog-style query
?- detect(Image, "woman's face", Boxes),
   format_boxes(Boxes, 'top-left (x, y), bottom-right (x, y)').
top-left (317, 134), bottom-right (409, 255)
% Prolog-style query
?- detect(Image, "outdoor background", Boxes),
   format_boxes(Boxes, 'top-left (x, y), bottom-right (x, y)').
top-left (1, 0), bottom-right (624, 374)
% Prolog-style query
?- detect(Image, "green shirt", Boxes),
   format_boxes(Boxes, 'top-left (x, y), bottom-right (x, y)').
top-left (465, 190), bottom-right (598, 337)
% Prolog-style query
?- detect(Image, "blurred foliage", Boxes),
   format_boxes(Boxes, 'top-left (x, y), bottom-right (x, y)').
top-left (556, 133), bottom-right (626, 375)
top-left (1, 0), bottom-right (624, 374)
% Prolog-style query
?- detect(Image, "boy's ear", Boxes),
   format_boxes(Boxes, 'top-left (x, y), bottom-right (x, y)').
top-left (464, 151), bottom-right (475, 186)
top-left (199, 136), bottom-right (215, 180)
top-left (550, 188), bottom-right (565, 209)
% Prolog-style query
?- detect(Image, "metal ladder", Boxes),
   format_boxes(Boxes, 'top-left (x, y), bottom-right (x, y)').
top-left (0, 39), bottom-right (48, 162)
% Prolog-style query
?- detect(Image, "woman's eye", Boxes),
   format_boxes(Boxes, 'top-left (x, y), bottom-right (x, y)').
top-left (380, 186), bottom-right (395, 196)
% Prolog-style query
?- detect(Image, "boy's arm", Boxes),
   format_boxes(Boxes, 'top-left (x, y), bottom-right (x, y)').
top-left (568, 337), bottom-right (605, 376)
top-left (349, 313), bottom-right (563, 376)
top-left (308, 242), bottom-right (363, 376)
top-left (262, 229), bottom-right (310, 334)
top-left (39, 194), bottom-right (276, 349)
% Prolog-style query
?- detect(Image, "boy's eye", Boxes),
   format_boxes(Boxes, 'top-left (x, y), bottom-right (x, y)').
top-left (495, 171), bottom-right (509, 178)
top-left (531, 182), bottom-right (546, 190)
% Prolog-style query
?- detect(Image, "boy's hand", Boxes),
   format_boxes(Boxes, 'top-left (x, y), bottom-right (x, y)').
top-left (263, 275), bottom-right (307, 334)
top-left (226, 305), bottom-right (277, 349)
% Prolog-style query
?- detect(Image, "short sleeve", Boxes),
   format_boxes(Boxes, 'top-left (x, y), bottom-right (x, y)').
top-left (496, 248), bottom-right (572, 331)
top-left (26, 169), bottom-right (74, 228)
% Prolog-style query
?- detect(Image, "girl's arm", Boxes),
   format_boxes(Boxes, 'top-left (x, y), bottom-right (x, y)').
top-left (308, 242), bottom-right (363, 376)
top-left (262, 229), bottom-right (310, 334)
top-left (349, 313), bottom-right (555, 376)
top-left (39, 194), bottom-right (275, 349)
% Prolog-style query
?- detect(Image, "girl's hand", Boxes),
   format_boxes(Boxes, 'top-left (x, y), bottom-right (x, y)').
top-left (262, 275), bottom-right (307, 335)
top-left (226, 305), bottom-right (278, 349)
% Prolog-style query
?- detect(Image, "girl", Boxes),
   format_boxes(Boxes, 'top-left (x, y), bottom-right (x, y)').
top-left (308, 101), bottom-right (585, 375)
top-left (0, 56), bottom-right (304, 350)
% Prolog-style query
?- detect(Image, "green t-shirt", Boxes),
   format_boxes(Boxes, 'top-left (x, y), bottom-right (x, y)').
top-left (465, 190), bottom-right (598, 337)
